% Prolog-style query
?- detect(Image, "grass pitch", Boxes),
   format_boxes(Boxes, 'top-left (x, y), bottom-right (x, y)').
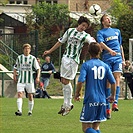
top-left (0, 98), bottom-right (133, 133)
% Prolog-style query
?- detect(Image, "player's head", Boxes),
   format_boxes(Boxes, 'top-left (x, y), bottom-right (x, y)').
top-left (23, 43), bottom-right (31, 56)
top-left (45, 56), bottom-right (51, 63)
top-left (77, 16), bottom-right (90, 32)
top-left (125, 60), bottom-right (131, 66)
top-left (37, 57), bottom-right (41, 64)
top-left (88, 42), bottom-right (101, 58)
top-left (100, 14), bottom-right (112, 28)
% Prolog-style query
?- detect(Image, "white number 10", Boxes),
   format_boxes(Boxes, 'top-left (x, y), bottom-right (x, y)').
top-left (92, 66), bottom-right (105, 80)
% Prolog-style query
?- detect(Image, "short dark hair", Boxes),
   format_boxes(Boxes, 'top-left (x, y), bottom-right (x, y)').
top-left (100, 14), bottom-right (108, 28)
top-left (78, 16), bottom-right (90, 27)
top-left (88, 42), bottom-right (101, 58)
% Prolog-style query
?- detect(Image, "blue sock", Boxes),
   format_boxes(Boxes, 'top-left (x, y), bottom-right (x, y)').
top-left (106, 88), bottom-right (111, 109)
top-left (96, 130), bottom-right (101, 133)
top-left (114, 86), bottom-right (120, 104)
top-left (86, 128), bottom-right (97, 133)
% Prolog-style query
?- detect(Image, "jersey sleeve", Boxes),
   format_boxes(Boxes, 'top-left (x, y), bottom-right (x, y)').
top-left (33, 58), bottom-right (40, 70)
top-left (58, 29), bottom-right (69, 44)
top-left (85, 34), bottom-right (96, 44)
top-left (97, 30), bottom-right (104, 43)
top-left (106, 65), bottom-right (116, 84)
top-left (78, 63), bottom-right (87, 83)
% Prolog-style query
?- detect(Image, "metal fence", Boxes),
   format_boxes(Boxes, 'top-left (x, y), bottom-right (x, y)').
top-left (0, 30), bottom-right (39, 70)
top-left (0, 71), bottom-right (131, 100)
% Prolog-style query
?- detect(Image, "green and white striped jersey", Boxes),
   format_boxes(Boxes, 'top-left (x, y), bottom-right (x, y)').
top-left (58, 28), bottom-right (95, 64)
top-left (14, 54), bottom-right (40, 83)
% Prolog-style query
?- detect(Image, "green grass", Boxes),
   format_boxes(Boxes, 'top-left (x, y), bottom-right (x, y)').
top-left (0, 98), bottom-right (133, 133)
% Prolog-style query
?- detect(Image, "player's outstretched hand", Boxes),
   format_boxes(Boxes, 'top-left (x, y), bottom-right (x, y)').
top-left (107, 95), bottom-right (115, 103)
top-left (74, 93), bottom-right (81, 102)
top-left (43, 50), bottom-right (50, 57)
top-left (110, 50), bottom-right (117, 56)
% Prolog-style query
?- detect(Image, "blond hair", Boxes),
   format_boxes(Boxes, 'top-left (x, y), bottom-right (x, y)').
top-left (23, 43), bottom-right (31, 49)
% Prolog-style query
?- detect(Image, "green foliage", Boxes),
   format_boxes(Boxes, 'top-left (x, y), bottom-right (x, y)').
top-left (26, 2), bottom-right (69, 32)
top-left (126, 0), bottom-right (133, 8)
top-left (32, 2), bottom-right (69, 30)
top-left (117, 11), bottom-right (133, 59)
top-left (0, 0), bottom-right (8, 6)
top-left (25, 3), bottom-right (70, 66)
top-left (0, 18), bottom-right (4, 23)
top-left (0, 54), bottom-right (11, 70)
top-left (107, 0), bottom-right (133, 60)
top-left (108, 0), bottom-right (130, 20)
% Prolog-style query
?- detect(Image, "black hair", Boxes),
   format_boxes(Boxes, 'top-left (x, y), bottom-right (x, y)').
top-left (88, 42), bottom-right (101, 58)
top-left (78, 16), bottom-right (90, 27)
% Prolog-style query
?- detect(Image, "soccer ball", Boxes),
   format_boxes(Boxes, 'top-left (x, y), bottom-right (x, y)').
top-left (89, 4), bottom-right (101, 16)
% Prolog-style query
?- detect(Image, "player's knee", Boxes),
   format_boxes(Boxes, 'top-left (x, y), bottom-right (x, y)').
top-left (17, 92), bottom-right (23, 98)
top-left (61, 79), bottom-right (69, 85)
top-left (28, 93), bottom-right (33, 101)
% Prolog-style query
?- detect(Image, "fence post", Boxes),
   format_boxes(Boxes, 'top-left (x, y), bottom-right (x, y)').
top-left (34, 30), bottom-right (39, 57)
top-left (2, 72), bottom-right (4, 97)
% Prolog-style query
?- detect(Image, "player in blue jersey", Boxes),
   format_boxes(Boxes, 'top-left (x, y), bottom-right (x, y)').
top-left (97, 14), bottom-right (125, 119)
top-left (75, 42), bottom-right (116, 133)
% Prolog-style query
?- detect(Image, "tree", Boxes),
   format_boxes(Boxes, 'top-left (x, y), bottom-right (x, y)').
top-left (117, 11), bottom-right (133, 59)
top-left (26, 2), bottom-right (70, 65)
top-left (107, 0), bottom-right (133, 60)
top-left (26, 2), bottom-right (69, 32)
top-left (108, 0), bottom-right (130, 21)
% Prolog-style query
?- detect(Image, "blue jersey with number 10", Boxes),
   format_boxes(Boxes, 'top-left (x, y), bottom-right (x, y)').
top-left (78, 58), bottom-right (115, 104)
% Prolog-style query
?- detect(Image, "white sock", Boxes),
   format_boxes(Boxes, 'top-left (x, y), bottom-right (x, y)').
top-left (63, 83), bottom-right (73, 108)
top-left (17, 98), bottom-right (23, 112)
top-left (62, 84), bottom-right (67, 108)
top-left (28, 100), bottom-right (34, 113)
top-left (67, 83), bottom-right (73, 107)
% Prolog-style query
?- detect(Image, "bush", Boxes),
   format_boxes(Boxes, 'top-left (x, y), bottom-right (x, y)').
top-left (117, 11), bottom-right (133, 60)
top-left (0, 54), bottom-right (11, 70)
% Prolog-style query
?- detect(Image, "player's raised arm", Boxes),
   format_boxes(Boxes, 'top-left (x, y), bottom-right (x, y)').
top-left (99, 42), bottom-right (117, 56)
top-left (43, 41), bottom-right (62, 56)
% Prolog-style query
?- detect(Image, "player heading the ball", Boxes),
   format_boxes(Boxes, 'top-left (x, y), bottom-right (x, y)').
top-left (43, 16), bottom-right (95, 116)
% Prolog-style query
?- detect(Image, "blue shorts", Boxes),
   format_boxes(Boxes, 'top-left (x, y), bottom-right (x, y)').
top-left (80, 102), bottom-right (107, 123)
top-left (102, 55), bottom-right (122, 73)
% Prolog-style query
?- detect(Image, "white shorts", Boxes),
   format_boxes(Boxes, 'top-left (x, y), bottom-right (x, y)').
top-left (60, 56), bottom-right (78, 80)
top-left (17, 83), bottom-right (35, 93)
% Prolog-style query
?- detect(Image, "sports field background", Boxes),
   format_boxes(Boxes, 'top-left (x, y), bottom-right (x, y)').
top-left (0, 98), bottom-right (132, 133)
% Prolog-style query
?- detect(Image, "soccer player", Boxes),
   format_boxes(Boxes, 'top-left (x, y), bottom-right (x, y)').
top-left (97, 14), bottom-right (125, 119)
top-left (75, 42), bottom-right (116, 133)
top-left (43, 16), bottom-right (95, 116)
top-left (13, 43), bottom-right (40, 116)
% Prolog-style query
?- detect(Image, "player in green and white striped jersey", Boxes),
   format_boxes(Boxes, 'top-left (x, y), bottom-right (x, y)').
top-left (43, 16), bottom-right (95, 116)
top-left (13, 43), bottom-right (40, 116)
